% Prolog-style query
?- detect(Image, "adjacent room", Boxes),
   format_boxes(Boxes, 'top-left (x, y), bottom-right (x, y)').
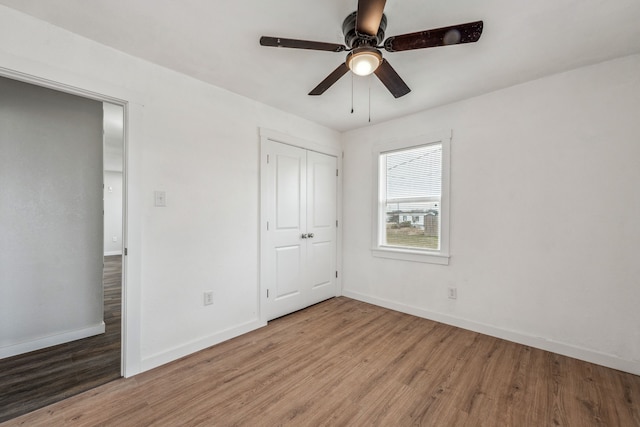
top-left (0, 0), bottom-right (639, 425)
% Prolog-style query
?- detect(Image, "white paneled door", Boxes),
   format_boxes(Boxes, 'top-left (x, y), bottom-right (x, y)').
top-left (262, 140), bottom-right (337, 321)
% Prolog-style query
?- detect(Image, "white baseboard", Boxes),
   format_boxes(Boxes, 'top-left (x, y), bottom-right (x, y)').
top-left (104, 250), bottom-right (123, 256)
top-left (343, 290), bottom-right (640, 376)
top-left (0, 322), bottom-right (106, 360)
top-left (140, 319), bottom-right (267, 373)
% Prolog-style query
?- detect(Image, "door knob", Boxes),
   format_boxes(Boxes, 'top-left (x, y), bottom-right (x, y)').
top-left (301, 233), bottom-right (308, 239)
top-left (308, 233), bottom-right (314, 238)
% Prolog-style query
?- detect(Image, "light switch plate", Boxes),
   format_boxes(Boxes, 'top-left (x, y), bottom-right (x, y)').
top-left (154, 190), bottom-right (166, 207)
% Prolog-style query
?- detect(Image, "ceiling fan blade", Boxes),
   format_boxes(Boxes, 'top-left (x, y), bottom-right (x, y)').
top-left (309, 63), bottom-right (350, 96)
top-left (356, 0), bottom-right (387, 37)
top-left (374, 59), bottom-right (411, 98)
top-left (260, 36), bottom-right (346, 52)
top-left (384, 20), bottom-right (483, 52)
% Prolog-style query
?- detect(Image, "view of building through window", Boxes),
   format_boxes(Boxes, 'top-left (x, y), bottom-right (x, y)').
top-left (381, 143), bottom-right (442, 250)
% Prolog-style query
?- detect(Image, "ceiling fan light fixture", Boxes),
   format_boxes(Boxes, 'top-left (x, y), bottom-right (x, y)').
top-left (347, 49), bottom-right (382, 76)
top-left (260, 0), bottom-right (484, 98)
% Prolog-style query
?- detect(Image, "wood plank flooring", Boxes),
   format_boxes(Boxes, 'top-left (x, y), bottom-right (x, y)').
top-left (0, 255), bottom-right (122, 423)
top-left (2, 296), bottom-right (638, 426)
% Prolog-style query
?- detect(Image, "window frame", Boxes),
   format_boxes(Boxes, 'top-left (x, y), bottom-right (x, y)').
top-left (371, 131), bottom-right (451, 265)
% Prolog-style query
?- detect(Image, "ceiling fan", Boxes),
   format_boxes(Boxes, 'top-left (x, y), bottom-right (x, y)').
top-left (260, 0), bottom-right (483, 98)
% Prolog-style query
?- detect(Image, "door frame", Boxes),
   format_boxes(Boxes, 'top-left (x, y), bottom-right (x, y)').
top-left (259, 128), bottom-right (343, 324)
top-left (0, 66), bottom-right (131, 376)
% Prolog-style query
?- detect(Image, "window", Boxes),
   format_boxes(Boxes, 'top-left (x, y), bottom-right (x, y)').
top-left (372, 132), bottom-right (450, 264)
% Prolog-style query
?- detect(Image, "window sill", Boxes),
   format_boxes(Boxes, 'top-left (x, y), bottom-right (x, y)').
top-left (372, 247), bottom-right (450, 265)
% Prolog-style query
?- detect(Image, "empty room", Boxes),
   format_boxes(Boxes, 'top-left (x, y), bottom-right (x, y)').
top-left (0, 0), bottom-right (639, 425)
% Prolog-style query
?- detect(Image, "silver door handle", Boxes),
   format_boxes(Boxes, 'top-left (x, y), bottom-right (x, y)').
top-left (301, 233), bottom-right (308, 239)
top-left (308, 233), bottom-right (314, 238)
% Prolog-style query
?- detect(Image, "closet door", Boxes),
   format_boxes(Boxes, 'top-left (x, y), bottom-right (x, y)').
top-left (263, 142), bottom-right (308, 321)
top-left (306, 150), bottom-right (337, 305)
top-left (262, 140), bottom-right (337, 321)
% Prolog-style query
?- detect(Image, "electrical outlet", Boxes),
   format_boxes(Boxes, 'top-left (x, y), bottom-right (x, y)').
top-left (447, 287), bottom-right (457, 300)
top-left (204, 291), bottom-right (213, 306)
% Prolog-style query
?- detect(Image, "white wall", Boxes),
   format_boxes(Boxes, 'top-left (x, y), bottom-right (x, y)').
top-left (103, 103), bottom-right (124, 256)
top-left (342, 54), bottom-right (640, 375)
top-left (103, 102), bottom-right (124, 173)
top-left (0, 5), bottom-right (340, 375)
top-left (104, 170), bottom-right (123, 256)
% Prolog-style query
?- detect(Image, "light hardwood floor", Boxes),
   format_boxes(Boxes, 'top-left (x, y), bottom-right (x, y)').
top-left (2, 297), bottom-right (639, 426)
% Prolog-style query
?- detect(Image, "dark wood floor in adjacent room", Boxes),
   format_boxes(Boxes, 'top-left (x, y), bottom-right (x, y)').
top-left (0, 255), bottom-right (122, 423)
top-left (3, 296), bottom-right (639, 426)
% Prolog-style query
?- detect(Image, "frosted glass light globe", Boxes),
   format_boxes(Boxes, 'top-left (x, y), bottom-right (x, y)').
top-left (348, 51), bottom-right (382, 76)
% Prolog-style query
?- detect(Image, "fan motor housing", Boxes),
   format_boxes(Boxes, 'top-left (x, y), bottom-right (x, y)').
top-left (342, 11), bottom-right (387, 49)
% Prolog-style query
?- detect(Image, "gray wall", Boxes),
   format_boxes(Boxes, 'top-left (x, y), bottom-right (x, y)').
top-left (0, 76), bottom-right (104, 357)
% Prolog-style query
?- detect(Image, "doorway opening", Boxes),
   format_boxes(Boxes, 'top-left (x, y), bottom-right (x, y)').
top-left (0, 73), bottom-right (127, 422)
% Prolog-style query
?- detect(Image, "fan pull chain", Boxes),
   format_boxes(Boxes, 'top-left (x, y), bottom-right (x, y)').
top-left (351, 72), bottom-right (354, 114)
top-left (368, 76), bottom-right (372, 123)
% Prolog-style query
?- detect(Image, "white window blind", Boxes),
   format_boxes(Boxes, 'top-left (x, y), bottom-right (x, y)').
top-left (380, 143), bottom-right (442, 251)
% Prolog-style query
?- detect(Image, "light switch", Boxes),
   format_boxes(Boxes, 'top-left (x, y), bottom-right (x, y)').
top-left (154, 191), bottom-right (166, 207)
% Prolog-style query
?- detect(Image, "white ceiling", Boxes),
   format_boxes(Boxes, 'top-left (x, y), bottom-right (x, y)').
top-left (2, 0), bottom-right (640, 132)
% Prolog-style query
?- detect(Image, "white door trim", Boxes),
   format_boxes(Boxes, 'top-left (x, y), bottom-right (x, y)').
top-left (259, 128), bottom-right (343, 324)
